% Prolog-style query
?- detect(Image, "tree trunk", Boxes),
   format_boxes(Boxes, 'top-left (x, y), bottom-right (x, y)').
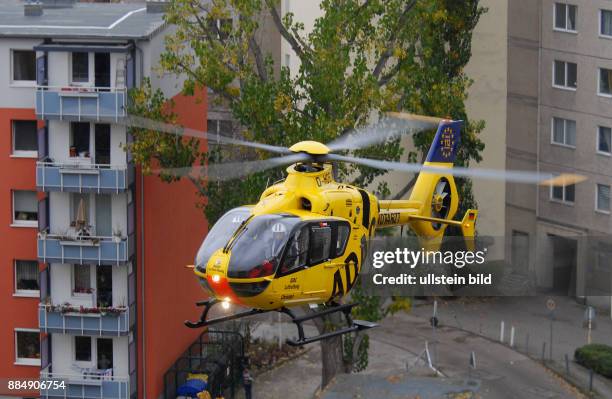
top-left (320, 335), bottom-right (344, 388)
top-left (307, 307), bottom-right (347, 389)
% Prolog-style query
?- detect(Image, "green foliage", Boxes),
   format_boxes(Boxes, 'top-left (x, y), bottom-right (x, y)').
top-left (575, 344), bottom-right (612, 378)
top-left (126, 0), bottom-right (486, 225)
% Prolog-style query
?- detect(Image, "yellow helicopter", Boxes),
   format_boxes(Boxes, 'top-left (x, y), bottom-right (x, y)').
top-left (129, 112), bottom-right (584, 345)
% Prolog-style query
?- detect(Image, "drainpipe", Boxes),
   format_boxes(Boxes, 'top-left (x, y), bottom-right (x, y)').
top-left (132, 39), bottom-right (147, 399)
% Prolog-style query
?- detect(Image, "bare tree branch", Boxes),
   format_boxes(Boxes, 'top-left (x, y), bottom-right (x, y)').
top-left (265, 0), bottom-right (308, 63)
top-left (372, 0), bottom-right (417, 78)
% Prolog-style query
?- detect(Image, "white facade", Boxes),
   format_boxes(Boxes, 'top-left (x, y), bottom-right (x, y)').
top-left (0, 38), bottom-right (40, 108)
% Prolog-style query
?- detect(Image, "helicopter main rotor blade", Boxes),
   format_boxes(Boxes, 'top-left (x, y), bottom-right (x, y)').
top-left (325, 154), bottom-right (587, 187)
top-left (153, 153), bottom-right (311, 182)
top-left (326, 112), bottom-right (441, 152)
top-left (115, 115), bottom-right (292, 155)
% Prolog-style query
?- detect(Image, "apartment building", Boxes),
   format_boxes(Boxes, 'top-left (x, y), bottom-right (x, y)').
top-left (465, 0), bottom-right (612, 308)
top-left (0, 1), bottom-right (208, 398)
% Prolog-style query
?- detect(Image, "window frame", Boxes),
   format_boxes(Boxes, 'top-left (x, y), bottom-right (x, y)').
top-left (552, 60), bottom-right (577, 91)
top-left (10, 49), bottom-right (37, 87)
top-left (551, 117), bottom-right (577, 148)
top-left (70, 52), bottom-right (92, 86)
top-left (14, 260), bottom-right (40, 297)
top-left (11, 119), bottom-right (38, 158)
top-left (595, 183), bottom-right (611, 214)
top-left (11, 190), bottom-right (38, 228)
top-left (553, 3), bottom-right (577, 33)
top-left (550, 183), bottom-right (576, 205)
top-left (599, 9), bottom-right (612, 39)
top-left (14, 328), bottom-right (41, 366)
top-left (74, 335), bottom-right (93, 365)
top-left (597, 126), bottom-right (612, 156)
top-left (597, 67), bottom-right (612, 98)
top-left (71, 264), bottom-right (94, 297)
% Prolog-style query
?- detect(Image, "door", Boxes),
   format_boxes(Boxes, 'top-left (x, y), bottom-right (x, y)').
top-left (96, 265), bottom-right (113, 308)
top-left (94, 53), bottom-right (111, 89)
top-left (94, 124), bottom-right (111, 165)
top-left (96, 337), bottom-right (113, 370)
top-left (95, 194), bottom-right (112, 237)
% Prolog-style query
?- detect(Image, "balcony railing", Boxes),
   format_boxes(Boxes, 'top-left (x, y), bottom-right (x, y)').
top-left (37, 161), bottom-right (133, 194)
top-left (36, 86), bottom-right (127, 122)
top-left (39, 304), bottom-right (130, 336)
top-left (37, 231), bottom-right (133, 265)
top-left (40, 365), bottom-right (131, 399)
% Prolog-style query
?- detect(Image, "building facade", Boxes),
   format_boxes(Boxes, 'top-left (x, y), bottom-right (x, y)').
top-left (466, 0), bottom-right (612, 309)
top-left (0, 2), bottom-right (208, 398)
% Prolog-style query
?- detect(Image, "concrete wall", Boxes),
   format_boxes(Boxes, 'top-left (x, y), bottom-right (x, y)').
top-left (464, 0), bottom-right (509, 248)
top-left (0, 38), bottom-right (40, 108)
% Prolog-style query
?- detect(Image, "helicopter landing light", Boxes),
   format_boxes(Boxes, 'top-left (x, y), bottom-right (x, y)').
top-left (221, 298), bottom-right (231, 310)
top-left (211, 274), bottom-right (221, 283)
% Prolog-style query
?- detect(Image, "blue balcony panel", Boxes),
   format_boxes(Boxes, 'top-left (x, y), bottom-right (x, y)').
top-left (37, 162), bottom-right (134, 193)
top-left (37, 235), bottom-right (133, 265)
top-left (36, 87), bottom-right (127, 122)
top-left (40, 372), bottom-right (131, 399)
top-left (39, 305), bottom-right (130, 336)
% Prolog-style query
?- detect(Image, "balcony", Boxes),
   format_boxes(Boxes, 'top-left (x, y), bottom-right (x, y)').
top-left (39, 304), bottom-right (130, 337)
top-left (38, 232), bottom-right (133, 265)
top-left (37, 161), bottom-right (133, 194)
top-left (36, 86), bottom-right (127, 122)
top-left (40, 365), bottom-right (132, 399)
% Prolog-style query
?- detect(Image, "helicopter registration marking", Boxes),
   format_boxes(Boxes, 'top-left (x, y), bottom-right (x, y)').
top-left (378, 212), bottom-right (400, 226)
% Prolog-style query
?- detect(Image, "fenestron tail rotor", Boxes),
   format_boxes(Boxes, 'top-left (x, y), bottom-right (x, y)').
top-left (431, 178), bottom-right (451, 229)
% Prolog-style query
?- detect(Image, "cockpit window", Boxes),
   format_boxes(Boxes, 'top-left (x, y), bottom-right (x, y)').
top-left (227, 214), bottom-right (301, 278)
top-left (280, 225), bottom-right (310, 274)
top-left (309, 224), bottom-right (332, 264)
top-left (335, 224), bottom-right (350, 258)
top-left (195, 207), bottom-right (250, 270)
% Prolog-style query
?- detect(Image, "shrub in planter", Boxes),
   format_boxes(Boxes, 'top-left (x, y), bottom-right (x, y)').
top-left (575, 344), bottom-right (612, 378)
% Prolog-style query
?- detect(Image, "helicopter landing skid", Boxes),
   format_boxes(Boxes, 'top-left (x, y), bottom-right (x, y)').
top-left (184, 298), bottom-right (269, 329)
top-left (281, 303), bottom-right (377, 346)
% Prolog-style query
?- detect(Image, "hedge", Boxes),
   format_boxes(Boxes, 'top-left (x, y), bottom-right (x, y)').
top-left (575, 344), bottom-right (612, 378)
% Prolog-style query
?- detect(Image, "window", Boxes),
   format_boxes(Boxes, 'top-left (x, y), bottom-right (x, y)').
top-left (596, 184), bottom-right (611, 213)
top-left (15, 329), bottom-right (40, 365)
top-left (97, 338), bottom-right (113, 370)
top-left (280, 225), bottom-right (309, 274)
top-left (12, 120), bottom-right (37, 156)
top-left (599, 68), bottom-right (612, 96)
top-left (554, 3), bottom-right (577, 32)
top-left (14, 260), bottom-right (39, 295)
top-left (12, 50), bottom-right (36, 83)
top-left (552, 117), bottom-right (576, 147)
top-left (334, 224), bottom-right (350, 258)
top-left (601, 10), bottom-right (612, 37)
top-left (207, 119), bottom-right (233, 136)
top-left (73, 264), bottom-right (92, 294)
top-left (553, 60), bottom-right (577, 89)
top-left (70, 122), bottom-right (91, 157)
top-left (12, 190), bottom-right (38, 226)
top-left (598, 126), bottom-right (611, 154)
top-left (309, 224), bottom-right (332, 264)
top-left (71, 52), bottom-right (89, 83)
top-left (551, 183), bottom-right (575, 203)
top-left (75, 336), bottom-right (92, 362)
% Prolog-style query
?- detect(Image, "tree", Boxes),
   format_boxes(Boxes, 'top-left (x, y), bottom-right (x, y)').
top-left (126, 0), bottom-right (486, 388)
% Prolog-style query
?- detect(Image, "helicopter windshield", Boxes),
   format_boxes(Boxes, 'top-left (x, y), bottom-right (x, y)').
top-left (195, 207), bottom-right (251, 272)
top-left (227, 214), bottom-right (301, 278)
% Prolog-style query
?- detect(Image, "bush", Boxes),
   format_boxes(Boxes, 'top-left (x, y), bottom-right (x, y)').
top-left (575, 344), bottom-right (612, 378)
